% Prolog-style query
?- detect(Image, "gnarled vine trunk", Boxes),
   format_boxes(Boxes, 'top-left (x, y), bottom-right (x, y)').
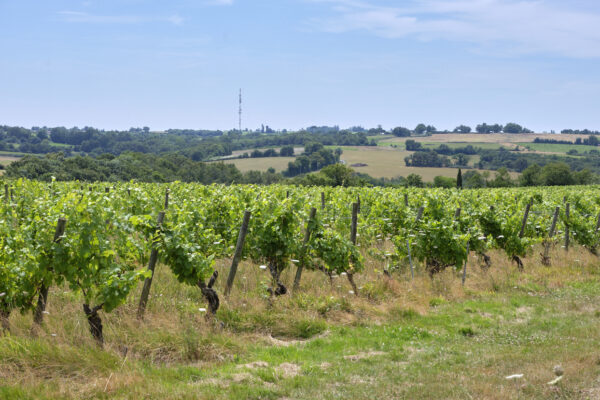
top-left (83, 304), bottom-right (104, 347)
top-left (267, 261), bottom-right (287, 296)
top-left (198, 270), bottom-right (220, 315)
top-left (426, 259), bottom-right (452, 278)
top-left (0, 309), bottom-right (10, 332)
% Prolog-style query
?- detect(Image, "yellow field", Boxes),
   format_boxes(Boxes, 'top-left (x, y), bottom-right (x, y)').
top-left (0, 156), bottom-right (20, 166)
top-left (216, 157), bottom-right (295, 172)
top-left (340, 146), bottom-right (513, 180)
top-left (377, 132), bottom-right (590, 148)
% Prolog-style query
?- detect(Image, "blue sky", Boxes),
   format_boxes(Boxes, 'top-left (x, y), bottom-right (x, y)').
top-left (1, 0), bottom-right (599, 132)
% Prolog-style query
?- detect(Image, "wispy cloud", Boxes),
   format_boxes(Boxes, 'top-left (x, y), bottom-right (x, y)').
top-left (58, 11), bottom-right (184, 25)
top-left (206, 0), bottom-right (234, 5)
top-left (308, 0), bottom-right (600, 58)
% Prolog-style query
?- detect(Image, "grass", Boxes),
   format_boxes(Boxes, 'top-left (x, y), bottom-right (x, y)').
top-left (2, 244), bottom-right (600, 399)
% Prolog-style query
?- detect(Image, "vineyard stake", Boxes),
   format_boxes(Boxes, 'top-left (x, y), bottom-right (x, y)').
top-left (347, 202), bottom-right (359, 295)
top-left (462, 240), bottom-right (470, 286)
top-left (3, 184), bottom-right (7, 203)
top-left (595, 212), bottom-right (600, 233)
top-left (33, 217), bottom-right (67, 326)
top-left (321, 192), bottom-right (325, 209)
top-left (293, 207), bottom-right (317, 292)
top-left (357, 195), bottom-right (361, 214)
top-left (164, 188), bottom-right (170, 210)
top-left (406, 207), bottom-right (423, 281)
top-left (454, 208), bottom-right (461, 221)
top-left (565, 203), bottom-right (570, 251)
top-left (224, 210), bottom-right (251, 297)
top-left (137, 211), bottom-right (165, 320)
top-left (406, 240), bottom-right (414, 281)
top-left (404, 193), bottom-right (408, 207)
top-left (519, 202), bottom-right (531, 238)
top-left (542, 206), bottom-right (559, 266)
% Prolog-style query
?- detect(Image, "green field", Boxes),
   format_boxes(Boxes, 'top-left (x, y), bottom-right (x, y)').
top-left (520, 142), bottom-right (598, 154)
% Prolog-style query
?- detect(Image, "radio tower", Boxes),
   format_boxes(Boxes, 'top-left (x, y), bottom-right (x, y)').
top-left (238, 89), bottom-right (242, 132)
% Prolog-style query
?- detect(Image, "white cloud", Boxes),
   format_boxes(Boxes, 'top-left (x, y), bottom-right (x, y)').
top-left (58, 11), bottom-right (184, 25)
top-left (206, 0), bottom-right (234, 5)
top-left (309, 0), bottom-right (600, 58)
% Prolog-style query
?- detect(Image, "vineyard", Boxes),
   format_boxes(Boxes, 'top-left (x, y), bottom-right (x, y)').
top-left (1, 178), bottom-right (599, 347)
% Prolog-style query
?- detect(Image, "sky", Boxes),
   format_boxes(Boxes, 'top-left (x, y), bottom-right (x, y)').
top-left (1, 0), bottom-right (600, 132)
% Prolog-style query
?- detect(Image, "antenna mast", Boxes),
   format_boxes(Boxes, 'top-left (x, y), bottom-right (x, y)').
top-left (238, 88), bottom-right (242, 132)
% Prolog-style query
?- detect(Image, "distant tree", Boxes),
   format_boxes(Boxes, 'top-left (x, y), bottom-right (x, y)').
top-left (392, 127), bottom-right (411, 137)
top-left (453, 125), bottom-right (472, 133)
top-left (541, 162), bottom-right (574, 186)
top-left (279, 145), bottom-right (294, 157)
top-left (519, 164), bottom-right (542, 186)
top-left (503, 123), bottom-right (523, 134)
top-left (318, 164), bottom-right (358, 187)
top-left (488, 167), bottom-right (513, 187)
top-left (406, 173), bottom-right (423, 187)
top-left (142, 126), bottom-right (150, 133)
top-left (587, 135), bottom-right (599, 146)
top-left (453, 154), bottom-right (470, 166)
top-left (463, 170), bottom-right (486, 188)
top-left (304, 142), bottom-right (324, 155)
top-left (456, 168), bottom-right (462, 189)
top-left (405, 139), bottom-right (422, 151)
top-left (263, 148), bottom-right (278, 157)
top-left (414, 124), bottom-right (427, 135)
top-left (426, 125), bottom-right (437, 134)
top-left (490, 124), bottom-right (503, 133)
top-left (434, 175), bottom-right (456, 188)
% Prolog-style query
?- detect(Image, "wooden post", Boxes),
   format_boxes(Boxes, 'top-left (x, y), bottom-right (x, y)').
top-left (454, 208), bottom-right (461, 221)
top-left (357, 195), bottom-right (361, 214)
top-left (519, 202), bottom-right (531, 238)
top-left (105, 187), bottom-right (110, 193)
top-left (347, 203), bottom-right (359, 295)
top-left (3, 184), bottom-right (8, 203)
top-left (224, 210), bottom-right (252, 297)
top-left (595, 211), bottom-right (600, 233)
top-left (462, 240), bottom-right (470, 286)
top-left (565, 203), bottom-right (570, 251)
top-left (293, 207), bottom-right (317, 292)
top-left (415, 206), bottom-right (424, 223)
top-left (405, 206), bottom-right (424, 281)
top-left (404, 193), bottom-right (408, 207)
top-left (9, 188), bottom-right (14, 202)
top-left (33, 218), bottom-right (67, 326)
top-left (137, 211), bottom-right (166, 319)
top-left (286, 190), bottom-right (290, 199)
top-left (542, 207), bottom-right (559, 265)
top-left (321, 192), bottom-right (325, 210)
top-left (406, 239), bottom-right (414, 281)
top-left (164, 188), bottom-right (170, 210)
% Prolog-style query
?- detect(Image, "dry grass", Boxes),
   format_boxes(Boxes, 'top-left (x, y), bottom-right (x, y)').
top-left (339, 146), bottom-right (517, 180)
top-left (379, 133), bottom-right (590, 147)
top-left (211, 157), bottom-right (295, 172)
top-left (2, 244), bottom-right (600, 399)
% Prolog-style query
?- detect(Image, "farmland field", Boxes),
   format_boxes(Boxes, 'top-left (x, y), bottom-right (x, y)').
top-left (215, 156), bottom-right (295, 172)
top-left (519, 142), bottom-right (598, 154)
top-left (338, 146), bottom-right (515, 180)
top-left (1, 180), bottom-right (600, 399)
